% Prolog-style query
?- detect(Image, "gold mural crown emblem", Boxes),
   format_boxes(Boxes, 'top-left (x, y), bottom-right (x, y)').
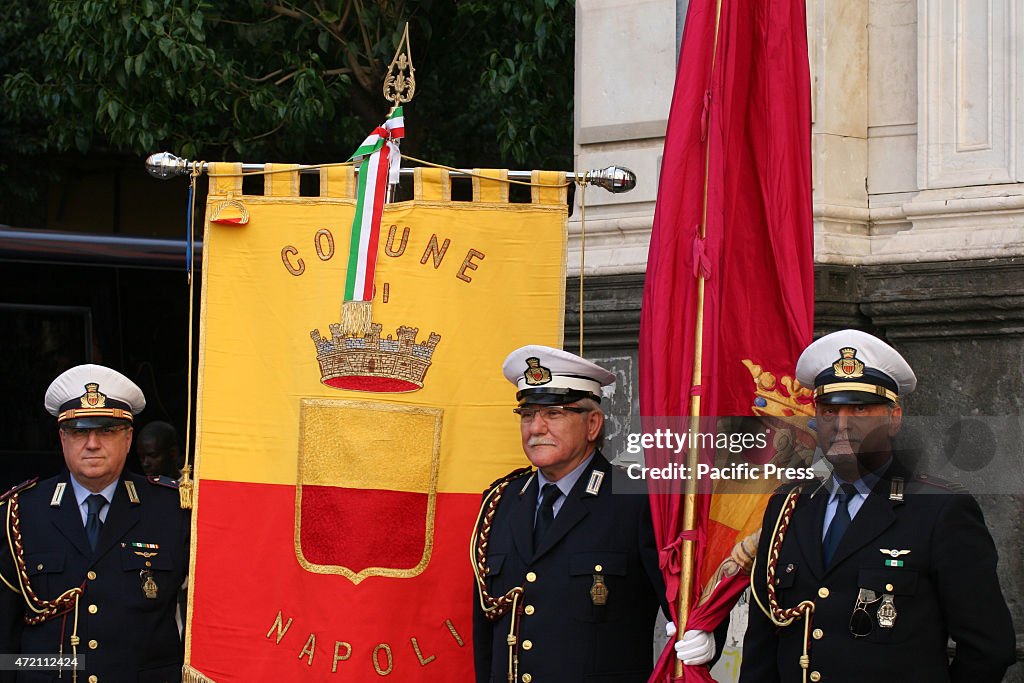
top-left (832, 347), bottom-right (865, 379)
top-left (80, 383), bottom-right (107, 408)
top-left (310, 322), bottom-right (441, 393)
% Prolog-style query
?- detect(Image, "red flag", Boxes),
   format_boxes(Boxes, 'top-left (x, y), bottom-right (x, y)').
top-left (639, 0), bottom-right (815, 680)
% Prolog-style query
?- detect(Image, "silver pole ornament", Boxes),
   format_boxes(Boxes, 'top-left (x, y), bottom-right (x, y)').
top-left (145, 152), bottom-right (191, 180)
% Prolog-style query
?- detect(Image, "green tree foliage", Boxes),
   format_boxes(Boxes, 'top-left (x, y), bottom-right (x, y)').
top-left (1, 0), bottom-right (574, 169)
top-left (416, 0), bottom-right (575, 167)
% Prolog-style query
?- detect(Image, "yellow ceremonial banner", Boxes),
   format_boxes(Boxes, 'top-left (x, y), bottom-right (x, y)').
top-left (185, 165), bottom-right (567, 682)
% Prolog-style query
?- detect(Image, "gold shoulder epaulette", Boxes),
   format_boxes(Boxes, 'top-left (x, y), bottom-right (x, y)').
top-left (483, 466), bottom-right (532, 494)
top-left (0, 478), bottom-right (38, 503)
top-left (913, 473), bottom-right (966, 492)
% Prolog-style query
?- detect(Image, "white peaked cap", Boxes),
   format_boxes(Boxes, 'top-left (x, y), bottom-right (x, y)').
top-left (502, 345), bottom-right (615, 405)
top-left (45, 364), bottom-right (146, 426)
top-left (796, 329), bottom-right (916, 404)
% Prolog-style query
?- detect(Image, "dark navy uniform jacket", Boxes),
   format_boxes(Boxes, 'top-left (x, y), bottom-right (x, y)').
top-left (473, 452), bottom-right (666, 683)
top-left (0, 470), bottom-right (190, 683)
top-left (740, 463), bottom-right (1015, 683)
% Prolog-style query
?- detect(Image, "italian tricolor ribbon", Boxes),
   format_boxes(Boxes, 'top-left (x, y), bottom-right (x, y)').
top-left (344, 106), bottom-right (405, 303)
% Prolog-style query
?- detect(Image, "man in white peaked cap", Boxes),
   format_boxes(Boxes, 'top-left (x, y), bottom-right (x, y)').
top-left (472, 345), bottom-right (667, 683)
top-left (0, 364), bottom-right (190, 683)
top-left (740, 330), bottom-right (1015, 683)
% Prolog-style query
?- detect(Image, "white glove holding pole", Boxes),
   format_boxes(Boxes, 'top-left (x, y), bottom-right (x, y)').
top-left (665, 622), bottom-right (716, 666)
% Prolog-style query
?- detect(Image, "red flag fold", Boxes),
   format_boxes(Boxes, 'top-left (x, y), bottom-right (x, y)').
top-left (639, 0), bottom-right (814, 680)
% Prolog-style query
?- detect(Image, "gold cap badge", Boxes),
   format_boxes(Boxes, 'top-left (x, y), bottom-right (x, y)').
top-left (80, 383), bottom-right (107, 408)
top-left (523, 357), bottom-right (552, 386)
top-left (832, 347), bottom-right (865, 379)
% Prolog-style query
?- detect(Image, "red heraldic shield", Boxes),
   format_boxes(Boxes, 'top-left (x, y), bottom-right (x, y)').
top-left (295, 400), bottom-right (442, 582)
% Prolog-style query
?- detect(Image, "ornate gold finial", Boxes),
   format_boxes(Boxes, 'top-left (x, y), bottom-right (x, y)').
top-left (383, 23), bottom-right (415, 109)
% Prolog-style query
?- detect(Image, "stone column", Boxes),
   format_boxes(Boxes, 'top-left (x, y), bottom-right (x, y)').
top-left (571, 0), bottom-right (680, 276)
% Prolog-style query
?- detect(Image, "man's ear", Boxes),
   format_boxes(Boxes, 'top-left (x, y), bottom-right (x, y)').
top-left (587, 410), bottom-right (604, 442)
top-left (888, 405), bottom-right (903, 436)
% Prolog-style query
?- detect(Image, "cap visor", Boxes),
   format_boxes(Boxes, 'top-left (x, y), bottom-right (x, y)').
top-left (516, 388), bottom-right (596, 406)
top-left (60, 416), bottom-right (131, 429)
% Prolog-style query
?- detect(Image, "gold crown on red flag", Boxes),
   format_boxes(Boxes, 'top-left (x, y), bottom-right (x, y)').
top-left (742, 359), bottom-right (814, 419)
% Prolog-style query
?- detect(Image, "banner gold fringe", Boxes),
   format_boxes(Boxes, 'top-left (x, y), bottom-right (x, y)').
top-left (182, 664), bottom-right (217, 683)
top-left (341, 300), bottom-right (373, 336)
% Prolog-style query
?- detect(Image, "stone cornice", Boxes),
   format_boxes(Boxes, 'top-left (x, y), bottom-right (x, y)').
top-left (564, 273), bottom-right (645, 350)
top-left (568, 188), bottom-right (1024, 277)
top-left (562, 260), bottom-right (1024, 348)
top-left (859, 257), bottom-right (1024, 340)
top-left (817, 184), bottom-right (1024, 266)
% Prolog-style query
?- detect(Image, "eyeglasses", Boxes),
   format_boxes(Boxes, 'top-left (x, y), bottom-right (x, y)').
top-left (512, 406), bottom-right (589, 423)
top-left (60, 425), bottom-right (131, 441)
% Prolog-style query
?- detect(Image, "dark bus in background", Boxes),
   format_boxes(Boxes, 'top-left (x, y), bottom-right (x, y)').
top-left (1, 155), bottom-right (201, 490)
top-left (1, 228), bottom-right (198, 490)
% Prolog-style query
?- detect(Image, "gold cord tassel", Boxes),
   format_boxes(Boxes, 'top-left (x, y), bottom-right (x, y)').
top-left (340, 300), bottom-right (373, 336)
top-left (506, 592), bottom-right (520, 683)
top-left (178, 463), bottom-right (194, 510)
top-left (70, 595), bottom-right (80, 683)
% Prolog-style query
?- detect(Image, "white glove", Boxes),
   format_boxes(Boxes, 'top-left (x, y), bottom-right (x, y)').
top-left (666, 623), bottom-right (716, 666)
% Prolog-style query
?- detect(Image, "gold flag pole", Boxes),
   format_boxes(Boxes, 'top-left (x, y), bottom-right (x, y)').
top-left (675, 0), bottom-right (724, 676)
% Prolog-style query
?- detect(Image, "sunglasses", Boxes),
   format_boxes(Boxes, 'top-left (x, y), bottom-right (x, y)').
top-left (849, 588), bottom-right (882, 638)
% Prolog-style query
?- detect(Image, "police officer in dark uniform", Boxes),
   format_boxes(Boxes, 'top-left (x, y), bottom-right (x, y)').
top-left (0, 364), bottom-right (190, 683)
top-left (472, 346), bottom-right (666, 683)
top-left (740, 330), bottom-right (1015, 683)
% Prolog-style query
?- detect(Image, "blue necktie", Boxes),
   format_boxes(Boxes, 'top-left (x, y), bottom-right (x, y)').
top-left (85, 494), bottom-right (106, 551)
top-left (822, 483), bottom-right (857, 567)
top-left (533, 484), bottom-right (562, 550)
